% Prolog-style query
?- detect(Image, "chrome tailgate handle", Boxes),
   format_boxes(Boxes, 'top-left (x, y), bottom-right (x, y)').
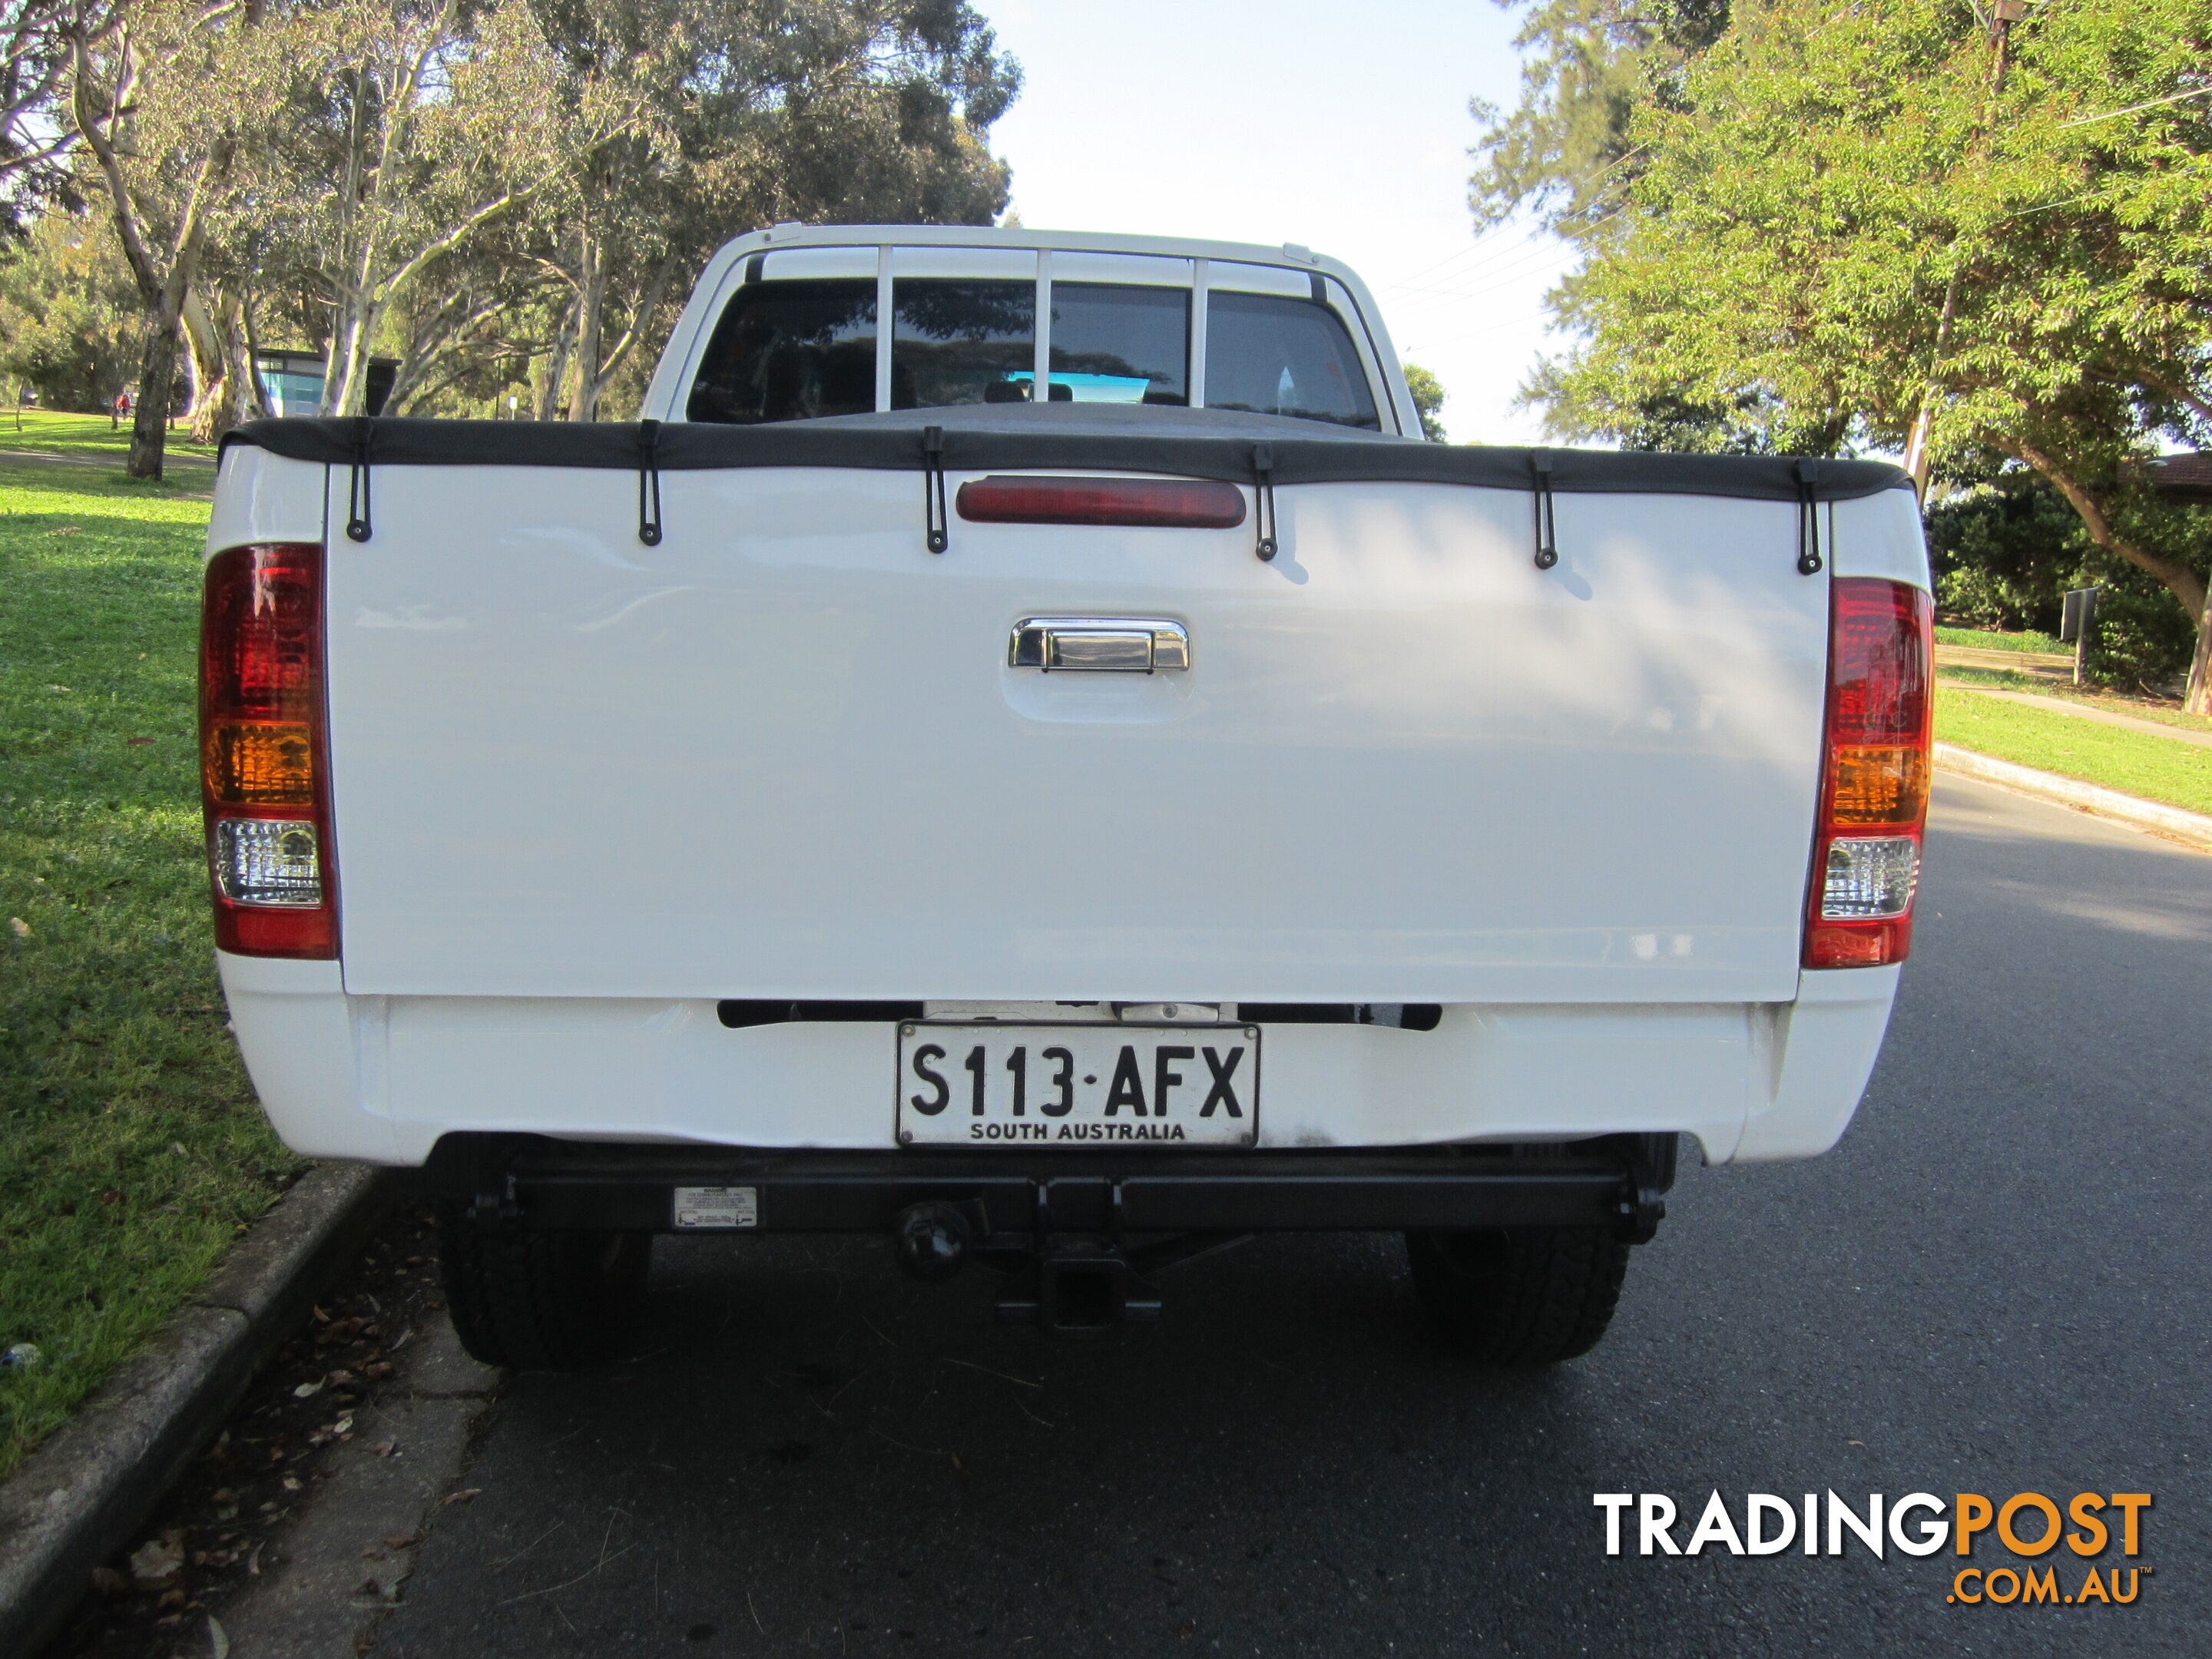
top-left (1008, 618), bottom-right (1190, 673)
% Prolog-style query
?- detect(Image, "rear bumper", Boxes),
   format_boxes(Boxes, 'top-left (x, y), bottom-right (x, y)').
top-left (409, 1134), bottom-right (1677, 1239)
top-left (217, 953), bottom-right (1902, 1167)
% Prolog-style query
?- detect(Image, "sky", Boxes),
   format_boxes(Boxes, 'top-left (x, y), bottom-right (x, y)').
top-left (975, 0), bottom-right (1571, 445)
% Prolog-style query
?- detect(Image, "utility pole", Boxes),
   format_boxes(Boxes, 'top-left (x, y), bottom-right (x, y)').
top-left (1902, 0), bottom-right (2027, 497)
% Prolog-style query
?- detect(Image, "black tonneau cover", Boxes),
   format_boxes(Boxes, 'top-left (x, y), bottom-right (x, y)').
top-left (223, 404), bottom-right (1910, 504)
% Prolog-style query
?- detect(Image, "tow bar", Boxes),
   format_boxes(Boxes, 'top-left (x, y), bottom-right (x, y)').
top-left (891, 1193), bottom-right (1249, 1339)
top-left (412, 1135), bottom-right (1675, 1341)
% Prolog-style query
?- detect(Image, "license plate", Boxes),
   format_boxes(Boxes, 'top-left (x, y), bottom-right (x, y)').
top-left (896, 1024), bottom-right (1259, 1147)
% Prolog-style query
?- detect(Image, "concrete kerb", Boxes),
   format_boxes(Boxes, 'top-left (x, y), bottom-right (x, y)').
top-left (0, 1162), bottom-right (396, 1657)
top-left (1935, 743), bottom-right (2212, 853)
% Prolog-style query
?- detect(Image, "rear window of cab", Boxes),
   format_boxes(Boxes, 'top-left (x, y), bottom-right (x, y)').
top-left (685, 250), bottom-right (1383, 432)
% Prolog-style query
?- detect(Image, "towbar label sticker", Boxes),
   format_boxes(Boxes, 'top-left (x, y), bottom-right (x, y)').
top-left (673, 1186), bottom-right (760, 1229)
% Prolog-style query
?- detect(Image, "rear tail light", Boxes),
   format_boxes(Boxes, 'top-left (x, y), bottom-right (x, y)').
top-left (200, 542), bottom-right (336, 957)
top-left (1804, 578), bottom-right (1932, 969)
top-left (956, 475), bottom-right (1247, 528)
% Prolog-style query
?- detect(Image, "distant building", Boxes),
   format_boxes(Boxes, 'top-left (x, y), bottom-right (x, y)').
top-left (2140, 452), bottom-right (2212, 503)
top-left (255, 350), bottom-right (397, 418)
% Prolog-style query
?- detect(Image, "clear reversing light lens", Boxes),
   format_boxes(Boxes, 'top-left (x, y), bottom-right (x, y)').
top-left (1821, 836), bottom-right (1919, 920)
top-left (214, 818), bottom-right (324, 906)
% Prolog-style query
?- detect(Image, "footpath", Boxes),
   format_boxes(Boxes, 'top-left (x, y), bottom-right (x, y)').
top-left (1945, 685), bottom-right (2212, 750)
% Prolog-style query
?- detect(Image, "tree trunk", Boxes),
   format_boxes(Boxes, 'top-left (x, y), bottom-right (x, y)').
top-left (536, 295), bottom-right (577, 422)
top-left (568, 231), bottom-right (604, 422)
top-left (2187, 605), bottom-right (2212, 717)
top-left (183, 286), bottom-right (250, 444)
top-left (180, 303), bottom-right (209, 429)
top-left (128, 317), bottom-right (175, 480)
top-left (578, 257), bottom-right (676, 425)
top-left (224, 287), bottom-right (263, 425)
top-left (324, 296), bottom-right (369, 416)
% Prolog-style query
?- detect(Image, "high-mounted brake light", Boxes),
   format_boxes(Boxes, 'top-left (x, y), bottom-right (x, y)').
top-left (955, 475), bottom-right (1247, 529)
top-left (200, 542), bottom-right (336, 958)
top-left (1804, 578), bottom-right (1932, 969)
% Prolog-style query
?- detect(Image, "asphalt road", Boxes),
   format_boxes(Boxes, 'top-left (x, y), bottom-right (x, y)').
top-left (369, 776), bottom-right (2211, 1657)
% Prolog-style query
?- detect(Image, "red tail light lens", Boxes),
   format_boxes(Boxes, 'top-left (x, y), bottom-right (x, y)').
top-left (1805, 578), bottom-right (1932, 969)
top-left (956, 475), bottom-right (1247, 528)
top-left (200, 543), bottom-right (335, 958)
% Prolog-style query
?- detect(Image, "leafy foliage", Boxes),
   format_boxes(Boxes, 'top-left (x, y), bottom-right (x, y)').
top-left (1492, 0), bottom-right (2212, 705)
top-left (0, 207), bottom-right (139, 408)
top-left (1468, 0), bottom-right (1731, 233)
top-left (1402, 361), bottom-right (1448, 441)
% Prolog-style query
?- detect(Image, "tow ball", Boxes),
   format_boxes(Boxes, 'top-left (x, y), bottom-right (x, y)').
top-left (891, 1201), bottom-right (973, 1282)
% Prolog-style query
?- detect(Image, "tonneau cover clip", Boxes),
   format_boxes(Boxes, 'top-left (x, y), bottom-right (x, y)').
top-left (1796, 459), bottom-right (1824, 575)
top-left (1253, 443), bottom-right (1277, 561)
top-left (637, 419), bottom-right (664, 546)
top-left (345, 416), bottom-right (374, 543)
top-left (1532, 449), bottom-right (1558, 569)
top-left (923, 426), bottom-right (949, 553)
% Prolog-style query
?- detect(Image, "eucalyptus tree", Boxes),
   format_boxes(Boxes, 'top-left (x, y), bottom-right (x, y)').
top-left (239, 0), bottom-right (637, 417)
top-left (525, 0), bottom-right (1018, 422)
top-left (61, 0), bottom-right (273, 475)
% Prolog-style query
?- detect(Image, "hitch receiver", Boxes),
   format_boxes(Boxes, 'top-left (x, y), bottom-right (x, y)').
top-left (995, 1247), bottom-right (1162, 1338)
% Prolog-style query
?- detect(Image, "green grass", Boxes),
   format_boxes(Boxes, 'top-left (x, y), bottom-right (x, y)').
top-left (1935, 623), bottom-right (2068, 655)
top-left (1936, 684), bottom-right (2212, 817)
top-left (0, 408), bottom-right (218, 465)
top-left (1, 463), bottom-right (303, 1482)
top-left (1937, 666), bottom-right (2212, 736)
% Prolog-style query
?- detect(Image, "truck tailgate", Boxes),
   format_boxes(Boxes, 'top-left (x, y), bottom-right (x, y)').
top-left (323, 463), bottom-right (1830, 1002)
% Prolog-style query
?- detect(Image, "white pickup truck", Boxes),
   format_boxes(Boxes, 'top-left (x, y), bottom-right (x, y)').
top-left (202, 225), bottom-right (1932, 1366)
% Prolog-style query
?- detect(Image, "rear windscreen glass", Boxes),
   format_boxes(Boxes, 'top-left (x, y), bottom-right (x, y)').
top-left (1204, 292), bottom-right (1379, 430)
top-left (686, 280), bottom-right (876, 423)
top-left (1045, 283), bottom-right (1189, 405)
top-left (891, 280), bottom-right (1036, 409)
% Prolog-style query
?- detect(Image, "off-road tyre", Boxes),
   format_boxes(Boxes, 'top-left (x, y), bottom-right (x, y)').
top-left (1405, 1226), bottom-right (1629, 1366)
top-left (436, 1207), bottom-right (651, 1370)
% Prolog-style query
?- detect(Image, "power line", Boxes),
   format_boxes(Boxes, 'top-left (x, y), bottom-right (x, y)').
top-left (2057, 83), bottom-right (2212, 130)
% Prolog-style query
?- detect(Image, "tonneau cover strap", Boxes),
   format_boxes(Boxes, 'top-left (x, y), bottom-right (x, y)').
top-left (1532, 449), bottom-right (1559, 570)
top-left (1796, 459), bottom-right (1824, 576)
top-left (1253, 443), bottom-right (1277, 561)
top-left (344, 417), bottom-right (374, 543)
top-left (922, 426), bottom-right (949, 554)
top-left (637, 419), bottom-right (664, 546)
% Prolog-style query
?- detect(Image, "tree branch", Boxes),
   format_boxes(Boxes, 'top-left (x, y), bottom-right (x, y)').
top-left (2141, 369), bottom-right (2212, 430)
top-left (2008, 439), bottom-right (2207, 621)
top-left (68, 22), bottom-right (162, 305)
